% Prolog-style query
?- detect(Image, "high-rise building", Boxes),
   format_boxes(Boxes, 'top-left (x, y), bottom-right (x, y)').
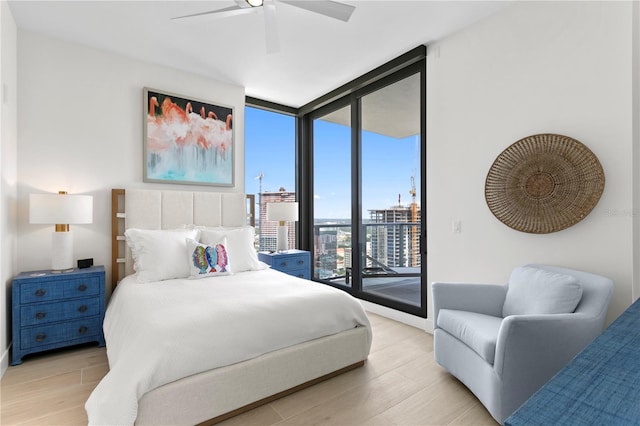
top-left (343, 247), bottom-right (352, 271)
top-left (368, 203), bottom-right (421, 268)
top-left (314, 228), bottom-right (338, 279)
top-left (259, 189), bottom-right (296, 252)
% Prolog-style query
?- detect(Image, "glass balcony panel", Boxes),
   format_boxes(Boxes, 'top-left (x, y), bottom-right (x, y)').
top-left (313, 222), bottom-right (420, 307)
top-left (312, 105), bottom-right (351, 287)
top-left (360, 73), bottom-right (422, 308)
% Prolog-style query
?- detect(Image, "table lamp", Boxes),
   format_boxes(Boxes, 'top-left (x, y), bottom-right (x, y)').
top-left (267, 202), bottom-right (298, 252)
top-left (29, 191), bottom-right (93, 272)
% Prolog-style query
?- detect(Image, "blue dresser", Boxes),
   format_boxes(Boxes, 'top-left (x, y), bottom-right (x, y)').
top-left (506, 297), bottom-right (640, 425)
top-left (259, 250), bottom-right (311, 279)
top-left (11, 266), bottom-right (105, 365)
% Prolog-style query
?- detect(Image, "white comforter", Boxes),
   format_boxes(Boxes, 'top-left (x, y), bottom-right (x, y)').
top-left (85, 268), bottom-right (371, 425)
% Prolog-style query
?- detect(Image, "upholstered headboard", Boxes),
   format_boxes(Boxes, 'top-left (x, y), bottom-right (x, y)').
top-left (111, 188), bottom-right (255, 288)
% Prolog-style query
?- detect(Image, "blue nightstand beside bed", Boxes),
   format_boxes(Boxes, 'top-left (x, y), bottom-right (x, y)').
top-left (11, 266), bottom-right (105, 365)
top-left (258, 249), bottom-right (311, 279)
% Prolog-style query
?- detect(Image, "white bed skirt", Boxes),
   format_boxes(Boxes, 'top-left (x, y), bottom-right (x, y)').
top-left (136, 326), bottom-right (370, 425)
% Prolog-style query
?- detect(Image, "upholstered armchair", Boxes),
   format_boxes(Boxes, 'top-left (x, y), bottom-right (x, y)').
top-left (432, 264), bottom-right (613, 424)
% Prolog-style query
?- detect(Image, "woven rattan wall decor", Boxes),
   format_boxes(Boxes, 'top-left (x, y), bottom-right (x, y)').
top-left (485, 133), bottom-right (604, 234)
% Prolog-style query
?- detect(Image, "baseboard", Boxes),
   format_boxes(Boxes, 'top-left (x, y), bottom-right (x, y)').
top-left (360, 300), bottom-right (434, 334)
top-left (1, 343), bottom-right (10, 379)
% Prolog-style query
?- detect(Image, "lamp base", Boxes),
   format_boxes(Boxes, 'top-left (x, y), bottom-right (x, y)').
top-left (51, 231), bottom-right (74, 271)
top-left (276, 225), bottom-right (289, 252)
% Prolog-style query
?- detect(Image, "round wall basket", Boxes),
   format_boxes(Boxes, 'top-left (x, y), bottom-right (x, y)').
top-left (485, 133), bottom-right (604, 234)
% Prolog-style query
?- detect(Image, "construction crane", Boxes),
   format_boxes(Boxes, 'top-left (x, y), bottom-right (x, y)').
top-left (410, 176), bottom-right (416, 203)
top-left (409, 137), bottom-right (420, 268)
top-left (255, 172), bottom-right (264, 195)
top-left (409, 175), bottom-right (419, 267)
top-left (255, 172), bottom-right (264, 230)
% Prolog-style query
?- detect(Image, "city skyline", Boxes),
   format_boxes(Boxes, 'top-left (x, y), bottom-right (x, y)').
top-left (245, 106), bottom-right (421, 219)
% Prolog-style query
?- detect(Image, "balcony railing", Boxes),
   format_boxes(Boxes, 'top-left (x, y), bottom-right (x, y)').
top-left (313, 222), bottom-right (421, 282)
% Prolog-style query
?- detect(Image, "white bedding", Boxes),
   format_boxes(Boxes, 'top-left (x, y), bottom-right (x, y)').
top-left (85, 268), bottom-right (371, 426)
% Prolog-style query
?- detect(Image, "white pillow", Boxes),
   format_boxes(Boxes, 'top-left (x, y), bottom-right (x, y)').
top-left (124, 228), bottom-right (199, 283)
top-left (198, 226), bottom-right (264, 272)
top-left (503, 266), bottom-right (583, 317)
top-left (185, 237), bottom-right (231, 278)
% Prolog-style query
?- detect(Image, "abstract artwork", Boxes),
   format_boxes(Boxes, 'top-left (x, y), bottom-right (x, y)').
top-left (143, 88), bottom-right (234, 186)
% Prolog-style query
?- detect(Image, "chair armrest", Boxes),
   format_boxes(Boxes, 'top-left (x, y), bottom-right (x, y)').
top-left (432, 282), bottom-right (507, 328)
top-left (494, 313), bottom-right (601, 381)
top-left (490, 313), bottom-right (603, 421)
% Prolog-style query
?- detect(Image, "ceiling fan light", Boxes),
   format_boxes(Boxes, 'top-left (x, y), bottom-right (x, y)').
top-left (246, 0), bottom-right (263, 7)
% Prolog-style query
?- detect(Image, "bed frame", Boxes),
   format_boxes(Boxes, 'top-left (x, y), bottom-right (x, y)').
top-left (110, 188), bottom-right (370, 425)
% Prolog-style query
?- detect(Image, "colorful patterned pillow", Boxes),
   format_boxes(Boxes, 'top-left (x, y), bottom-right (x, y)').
top-left (189, 226), bottom-right (265, 272)
top-left (186, 238), bottom-right (232, 278)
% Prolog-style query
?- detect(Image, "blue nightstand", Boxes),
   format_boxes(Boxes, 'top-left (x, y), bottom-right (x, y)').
top-left (11, 266), bottom-right (106, 365)
top-left (259, 250), bottom-right (311, 279)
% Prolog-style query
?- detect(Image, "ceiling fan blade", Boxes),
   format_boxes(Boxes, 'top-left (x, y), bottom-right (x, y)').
top-left (279, 0), bottom-right (355, 22)
top-left (171, 5), bottom-right (251, 21)
top-left (264, 0), bottom-right (280, 54)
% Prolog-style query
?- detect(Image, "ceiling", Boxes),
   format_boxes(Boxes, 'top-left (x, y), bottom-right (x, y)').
top-left (8, 1), bottom-right (507, 108)
top-left (323, 72), bottom-right (421, 138)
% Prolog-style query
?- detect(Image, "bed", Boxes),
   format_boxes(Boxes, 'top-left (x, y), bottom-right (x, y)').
top-left (84, 188), bottom-right (372, 426)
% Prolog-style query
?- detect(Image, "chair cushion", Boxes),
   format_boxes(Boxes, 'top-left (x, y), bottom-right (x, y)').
top-left (437, 309), bottom-right (503, 365)
top-left (503, 266), bottom-right (582, 317)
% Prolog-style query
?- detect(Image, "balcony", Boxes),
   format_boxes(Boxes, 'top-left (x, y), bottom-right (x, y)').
top-left (314, 222), bottom-right (421, 307)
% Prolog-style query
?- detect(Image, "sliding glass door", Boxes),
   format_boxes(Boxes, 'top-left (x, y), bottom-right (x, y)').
top-left (312, 104), bottom-right (352, 287)
top-left (308, 61), bottom-right (426, 317)
top-left (360, 73), bottom-right (422, 308)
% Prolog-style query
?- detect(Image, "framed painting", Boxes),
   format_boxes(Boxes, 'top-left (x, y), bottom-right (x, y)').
top-left (143, 87), bottom-right (234, 186)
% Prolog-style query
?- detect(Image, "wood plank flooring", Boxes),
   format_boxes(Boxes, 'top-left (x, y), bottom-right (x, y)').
top-left (1, 314), bottom-right (498, 425)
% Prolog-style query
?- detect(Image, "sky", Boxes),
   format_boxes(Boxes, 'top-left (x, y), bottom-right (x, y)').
top-left (244, 106), bottom-right (296, 196)
top-left (244, 106), bottom-right (420, 219)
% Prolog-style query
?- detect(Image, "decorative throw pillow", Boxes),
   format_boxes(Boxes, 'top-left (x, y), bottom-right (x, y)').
top-left (198, 226), bottom-right (264, 272)
top-left (185, 238), bottom-right (232, 278)
top-left (503, 266), bottom-right (583, 317)
top-left (124, 228), bottom-right (200, 283)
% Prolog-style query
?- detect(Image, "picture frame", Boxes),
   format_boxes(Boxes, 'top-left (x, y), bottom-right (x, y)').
top-left (143, 87), bottom-right (234, 186)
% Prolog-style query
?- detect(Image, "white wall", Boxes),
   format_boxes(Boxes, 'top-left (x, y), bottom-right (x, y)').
top-left (426, 1), bottom-right (635, 326)
top-left (1, 0), bottom-right (18, 378)
top-left (16, 32), bottom-right (246, 291)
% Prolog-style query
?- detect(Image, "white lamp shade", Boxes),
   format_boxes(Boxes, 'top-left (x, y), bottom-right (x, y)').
top-left (30, 194), bottom-right (93, 224)
top-left (266, 202), bottom-right (298, 222)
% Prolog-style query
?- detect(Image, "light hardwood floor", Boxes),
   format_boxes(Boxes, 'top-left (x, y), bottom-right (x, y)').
top-left (1, 314), bottom-right (498, 425)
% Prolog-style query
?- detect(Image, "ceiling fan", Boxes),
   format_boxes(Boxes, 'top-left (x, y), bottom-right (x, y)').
top-left (172, 0), bottom-right (355, 54)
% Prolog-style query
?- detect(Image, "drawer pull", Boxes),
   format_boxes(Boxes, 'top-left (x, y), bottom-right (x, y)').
top-left (35, 333), bottom-right (46, 342)
top-left (78, 326), bottom-right (88, 335)
top-left (297, 273), bottom-right (305, 278)
top-left (35, 311), bottom-right (46, 320)
top-left (78, 284), bottom-right (88, 292)
top-left (78, 305), bottom-right (88, 313)
top-left (34, 288), bottom-right (46, 297)
top-left (297, 260), bottom-right (305, 265)
top-left (279, 262), bottom-right (287, 267)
